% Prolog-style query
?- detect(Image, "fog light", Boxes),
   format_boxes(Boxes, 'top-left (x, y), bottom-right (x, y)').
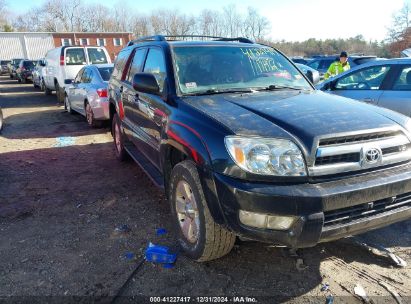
top-left (239, 210), bottom-right (297, 230)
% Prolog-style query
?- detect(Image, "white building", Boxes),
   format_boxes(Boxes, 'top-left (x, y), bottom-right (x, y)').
top-left (0, 32), bottom-right (54, 60)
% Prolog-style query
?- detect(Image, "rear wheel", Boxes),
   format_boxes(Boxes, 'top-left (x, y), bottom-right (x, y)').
top-left (112, 113), bottom-right (128, 161)
top-left (85, 102), bottom-right (102, 128)
top-left (55, 82), bottom-right (63, 103)
top-left (169, 160), bottom-right (236, 262)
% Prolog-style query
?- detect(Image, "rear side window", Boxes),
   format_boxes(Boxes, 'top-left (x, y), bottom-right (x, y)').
top-left (87, 48), bottom-right (108, 64)
top-left (66, 48), bottom-right (86, 65)
top-left (112, 49), bottom-right (132, 80)
top-left (126, 48), bottom-right (146, 83)
top-left (143, 48), bottom-right (166, 92)
top-left (98, 67), bottom-right (114, 81)
top-left (392, 66), bottom-right (411, 91)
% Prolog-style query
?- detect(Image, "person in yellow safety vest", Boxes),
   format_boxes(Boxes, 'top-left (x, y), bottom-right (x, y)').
top-left (324, 51), bottom-right (350, 80)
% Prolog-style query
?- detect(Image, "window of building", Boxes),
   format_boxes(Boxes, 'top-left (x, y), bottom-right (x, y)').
top-left (79, 38), bottom-right (89, 46)
top-left (61, 38), bottom-right (72, 46)
top-left (113, 38), bottom-right (123, 46)
top-left (97, 38), bottom-right (106, 46)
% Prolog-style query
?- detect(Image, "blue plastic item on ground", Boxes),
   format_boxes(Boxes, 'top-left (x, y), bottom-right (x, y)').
top-left (145, 243), bottom-right (177, 264)
top-left (124, 252), bottom-right (135, 260)
top-left (156, 228), bottom-right (167, 236)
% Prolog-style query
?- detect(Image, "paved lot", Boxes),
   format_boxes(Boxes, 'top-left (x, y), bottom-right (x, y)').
top-left (0, 75), bottom-right (411, 303)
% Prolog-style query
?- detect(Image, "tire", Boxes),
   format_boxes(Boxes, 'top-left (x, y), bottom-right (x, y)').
top-left (0, 108), bottom-right (3, 133)
top-left (112, 113), bottom-right (128, 161)
top-left (85, 102), bottom-right (102, 128)
top-left (55, 82), bottom-right (63, 103)
top-left (169, 160), bottom-right (236, 262)
top-left (44, 81), bottom-right (52, 95)
top-left (64, 94), bottom-right (74, 114)
top-left (40, 79), bottom-right (45, 91)
top-left (17, 78), bottom-right (21, 83)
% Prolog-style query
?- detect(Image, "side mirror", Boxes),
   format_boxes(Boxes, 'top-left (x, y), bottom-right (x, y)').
top-left (64, 79), bottom-right (73, 85)
top-left (132, 73), bottom-right (160, 95)
top-left (305, 70), bottom-right (314, 84)
top-left (40, 61), bottom-right (46, 67)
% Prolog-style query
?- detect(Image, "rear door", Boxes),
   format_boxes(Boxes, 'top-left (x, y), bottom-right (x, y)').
top-left (377, 64), bottom-right (411, 117)
top-left (121, 47), bottom-right (148, 145)
top-left (64, 48), bottom-right (87, 81)
top-left (330, 64), bottom-right (392, 106)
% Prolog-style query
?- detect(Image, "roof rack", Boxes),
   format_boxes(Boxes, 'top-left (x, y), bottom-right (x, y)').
top-left (127, 35), bottom-right (254, 46)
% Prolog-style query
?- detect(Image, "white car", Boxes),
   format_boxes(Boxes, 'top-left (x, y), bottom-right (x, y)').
top-left (64, 64), bottom-right (114, 127)
top-left (43, 46), bottom-right (111, 102)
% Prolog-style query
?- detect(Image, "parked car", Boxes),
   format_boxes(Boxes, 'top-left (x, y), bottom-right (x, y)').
top-left (64, 64), bottom-right (114, 127)
top-left (32, 59), bottom-right (46, 89)
top-left (8, 58), bottom-right (25, 78)
top-left (0, 60), bottom-right (11, 75)
top-left (43, 46), bottom-right (111, 102)
top-left (295, 63), bottom-right (320, 85)
top-left (108, 35), bottom-right (411, 262)
top-left (15, 60), bottom-right (37, 83)
top-left (316, 58), bottom-right (411, 117)
top-left (0, 106), bottom-right (3, 133)
top-left (307, 55), bottom-right (378, 79)
top-left (291, 57), bottom-right (309, 65)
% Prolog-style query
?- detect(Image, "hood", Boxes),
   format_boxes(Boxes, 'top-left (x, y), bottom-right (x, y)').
top-left (183, 90), bottom-right (404, 153)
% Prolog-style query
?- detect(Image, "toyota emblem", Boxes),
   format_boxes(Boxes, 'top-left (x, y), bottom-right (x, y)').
top-left (364, 147), bottom-right (381, 164)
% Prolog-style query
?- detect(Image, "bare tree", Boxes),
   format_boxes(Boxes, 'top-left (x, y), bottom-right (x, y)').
top-left (387, 3), bottom-right (410, 42)
top-left (244, 7), bottom-right (270, 41)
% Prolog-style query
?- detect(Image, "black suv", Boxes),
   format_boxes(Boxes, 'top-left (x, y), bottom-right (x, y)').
top-left (108, 36), bottom-right (411, 261)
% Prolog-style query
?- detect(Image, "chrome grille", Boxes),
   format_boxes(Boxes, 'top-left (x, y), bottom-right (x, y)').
top-left (310, 129), bottom-right (411, 176)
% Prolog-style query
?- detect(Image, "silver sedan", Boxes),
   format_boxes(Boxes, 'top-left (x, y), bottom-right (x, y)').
top-left (64, 64), bottom-right (114, 127)
top-left (316, 58), bottom-right (411, 117)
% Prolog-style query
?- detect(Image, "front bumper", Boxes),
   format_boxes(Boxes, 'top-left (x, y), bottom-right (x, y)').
top-left (213, 163), bottom-right (411, 248)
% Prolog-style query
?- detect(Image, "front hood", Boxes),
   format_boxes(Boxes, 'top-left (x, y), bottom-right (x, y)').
top-left (183, 90), bottom-right (405, 153)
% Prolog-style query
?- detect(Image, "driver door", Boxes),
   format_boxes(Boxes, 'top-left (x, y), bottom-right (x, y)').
top-left (330, 65), bottom-right (392, 106)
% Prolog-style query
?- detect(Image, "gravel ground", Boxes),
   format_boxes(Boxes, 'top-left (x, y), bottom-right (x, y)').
top-left (0, 75), bottom-right (410, 304)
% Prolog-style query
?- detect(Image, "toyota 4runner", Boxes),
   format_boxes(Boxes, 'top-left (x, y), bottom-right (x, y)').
top-left (108, 35), bottom-right (411, 261)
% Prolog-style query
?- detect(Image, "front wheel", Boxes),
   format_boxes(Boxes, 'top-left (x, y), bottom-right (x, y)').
top-left (169, 160), bottom-right (236, 262)
top-left (44, 81), bottom-right (52, 95)
top-left (64, 94), bottom-right (74, 114)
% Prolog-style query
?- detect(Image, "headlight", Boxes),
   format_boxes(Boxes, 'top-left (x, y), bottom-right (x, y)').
top-left (225, 136), bottom-right (307, 176)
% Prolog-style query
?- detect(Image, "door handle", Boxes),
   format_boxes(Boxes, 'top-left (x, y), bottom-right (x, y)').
top-left (363, 98), bottom-right (375, 103)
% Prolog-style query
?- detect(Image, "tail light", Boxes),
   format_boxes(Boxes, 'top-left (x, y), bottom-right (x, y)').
top-left (97, 88), bottom-right (108, 98)
top-left (60, 56), bottom-right (65, 65)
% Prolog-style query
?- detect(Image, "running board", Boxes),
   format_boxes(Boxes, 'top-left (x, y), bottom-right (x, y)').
top-left (124, 143), bottom-right (164, 189)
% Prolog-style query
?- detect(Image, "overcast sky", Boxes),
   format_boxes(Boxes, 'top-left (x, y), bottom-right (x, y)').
top-left (6, 0), bottom-right (410, 41)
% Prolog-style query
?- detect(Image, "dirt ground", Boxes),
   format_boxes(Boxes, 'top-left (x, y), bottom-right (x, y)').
top-left (0, 75), bottom-right (411, 304)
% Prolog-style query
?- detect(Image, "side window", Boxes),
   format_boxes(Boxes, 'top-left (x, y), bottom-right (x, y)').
top-left (74, 69), bottom-right (84, 83)
top-left (392, 66), bottom-right (411, 91)
top-left (307, 60), bottom-right (320, 70)
top-left (80, 69), bottom-right (91, 83)
top-left (112, 49), bottom-right (132, 80)
top-left (143, 48), bottom-right (167, 92)
top-left (126, 48), bottom-right (146, 83)
top-left (335, 65), bottom-right (391, 90)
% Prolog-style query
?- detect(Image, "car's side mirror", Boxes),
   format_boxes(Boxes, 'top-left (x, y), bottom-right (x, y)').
top-left (305, 70), bottom-right (320, 85)
top-left (64, 79), bottom-right (73, 85)
top-left (133, 73), bottom-right (160, 95)
top-left (40, 61), bottom-right (46, 67)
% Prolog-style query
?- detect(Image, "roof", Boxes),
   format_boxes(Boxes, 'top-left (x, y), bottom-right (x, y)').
top-left (89, 63), bottom-right (114, 68)
top-left (0, 32), bottom-right (132, 34)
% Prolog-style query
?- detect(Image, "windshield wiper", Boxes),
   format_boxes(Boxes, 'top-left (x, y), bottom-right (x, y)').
top-left (260, 85), bottom-right (306, 91)
top-left (184, 88), bottom-right (254, 96)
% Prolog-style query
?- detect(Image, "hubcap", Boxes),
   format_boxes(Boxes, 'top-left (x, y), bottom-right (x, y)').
top-left (175, 180), bottom-right (200, 243)
top-left (114, 122), bottom-right (122, 152)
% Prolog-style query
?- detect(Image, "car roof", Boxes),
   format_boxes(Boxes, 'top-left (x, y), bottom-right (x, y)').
top-left (89, 63), bottom-right (114, 68)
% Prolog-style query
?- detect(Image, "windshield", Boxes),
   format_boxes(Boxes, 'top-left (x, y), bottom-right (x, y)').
top-left (23, 61), bottom-right (35, 69)
top-left (172, 46), bottom-right (312, 94)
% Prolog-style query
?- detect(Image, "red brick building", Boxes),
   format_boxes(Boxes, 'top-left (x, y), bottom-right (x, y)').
top-left (51, 32), bottom-right (133, 60)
